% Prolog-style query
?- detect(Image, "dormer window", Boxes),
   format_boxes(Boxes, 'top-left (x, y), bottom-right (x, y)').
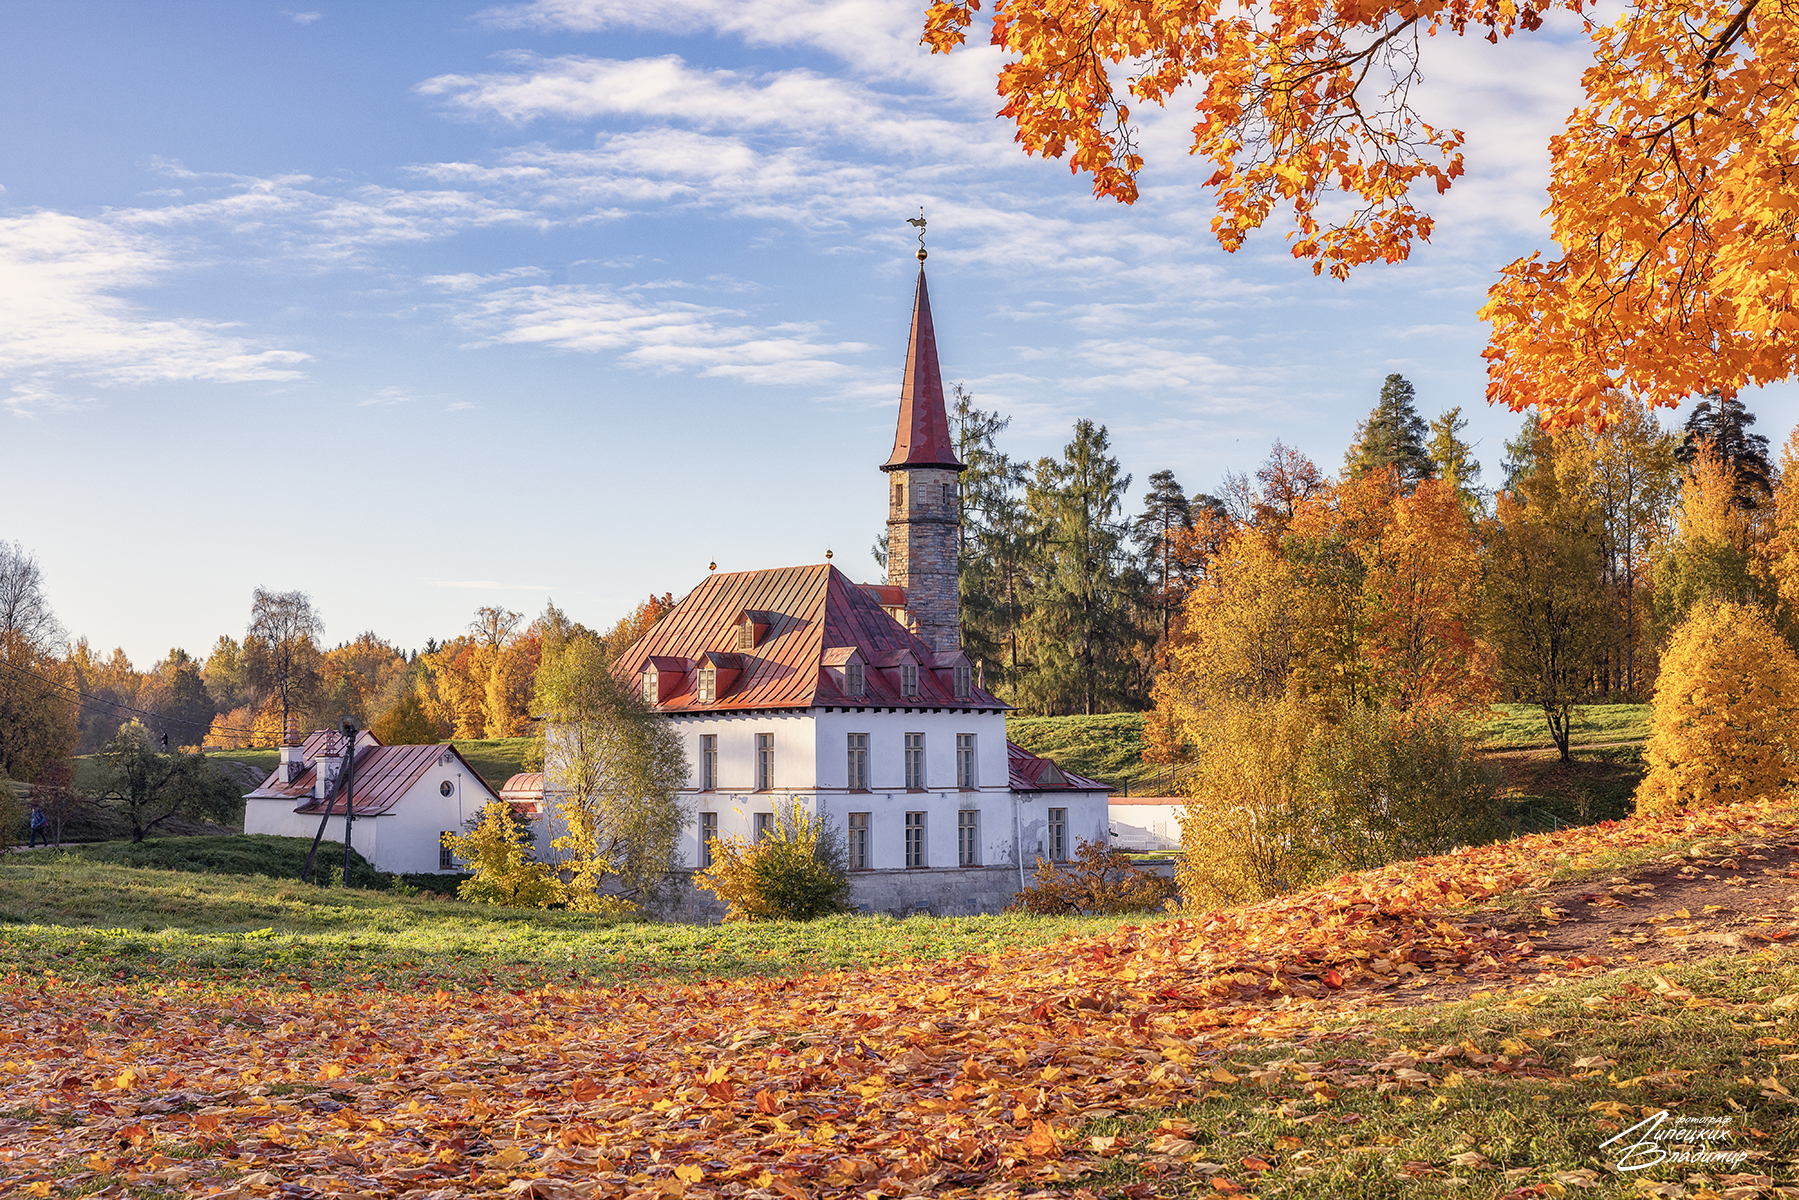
top-left (900, 663), bottom-right (918, 697)
top-left (737, 618), bottom-right (754, 649)
top-left (846, 662), bottom-right (864, 697)
top-left (641, 666), bottom-right (658, 705)
top-left (954, 663), bottom-right (971, 698)
top-left (697, 667), bottom-right (716, 702)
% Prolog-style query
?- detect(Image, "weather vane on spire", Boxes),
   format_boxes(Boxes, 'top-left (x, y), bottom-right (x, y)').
top-left (907, 207), bottom-right (927, 261)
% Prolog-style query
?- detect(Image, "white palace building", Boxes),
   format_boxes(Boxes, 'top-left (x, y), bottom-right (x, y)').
top-left (601, 260), bottom-right (1110, 916)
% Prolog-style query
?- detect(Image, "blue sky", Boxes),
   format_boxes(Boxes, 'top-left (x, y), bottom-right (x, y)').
top-left (4, 0), bottom-right (1795, 666)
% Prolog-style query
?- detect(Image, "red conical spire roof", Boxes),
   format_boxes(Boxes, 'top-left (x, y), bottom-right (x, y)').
top-left (882, 267), bottom-right (964, 472)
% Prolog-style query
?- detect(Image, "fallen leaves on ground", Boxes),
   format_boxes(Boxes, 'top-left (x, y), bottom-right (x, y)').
top-left (4, 796), bottom-right (1798, 1197)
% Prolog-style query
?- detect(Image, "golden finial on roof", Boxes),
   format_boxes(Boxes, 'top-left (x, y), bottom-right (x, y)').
top-left (709, 560), bottom-right (717, 572)
top-left (907, 208), bottom-right (927, 261)
top-left (825, 548), bottom-right (834, 560)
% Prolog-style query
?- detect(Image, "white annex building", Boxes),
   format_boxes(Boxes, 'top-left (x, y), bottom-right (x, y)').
top-left (243, 728), bottom-right (502, 876)
top-left (593, 260), bottom-right (1111, 916)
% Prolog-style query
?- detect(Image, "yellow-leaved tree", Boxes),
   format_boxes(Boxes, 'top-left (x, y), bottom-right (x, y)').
top-left (1636, 600), bottom-right (1799, 813)
top-left (443, 801), bottom-right (561, 909)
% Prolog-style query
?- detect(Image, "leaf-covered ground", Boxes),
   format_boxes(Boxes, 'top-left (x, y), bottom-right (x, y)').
top-left (5, 800), bottom-right (1799, 1199)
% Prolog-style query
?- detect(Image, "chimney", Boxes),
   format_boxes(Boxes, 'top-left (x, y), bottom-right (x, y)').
top-left (279, 722), bottom-right (308, 785)
top-left (313, 732), bottom-right (343, 799)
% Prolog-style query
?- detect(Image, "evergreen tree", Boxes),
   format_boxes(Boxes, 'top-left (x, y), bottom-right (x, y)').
top-left (949, 387), bottom-right (1029, 698)
top-left (1426, 406), bottom-right (1485, 514)
top-left (1674, 391), bottom-right (1774, 510)
top-left (1020, 420), bottom-right (1146, 715)
top-left (1346, 374), bottom-right (1433, 487)
top-left (1132, 469), bottom-right (1194, 647)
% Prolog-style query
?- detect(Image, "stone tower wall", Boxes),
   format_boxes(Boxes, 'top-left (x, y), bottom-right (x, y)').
top-left (886, 465), bottom-right (960, 653)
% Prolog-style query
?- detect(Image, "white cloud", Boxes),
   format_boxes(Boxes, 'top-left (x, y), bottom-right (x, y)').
top-left (118, 164), bottom-right (546, 265)
top-left (0, 210), bottom-right (309, 390)
top-left (285, 10), bottom-right (323, 23)
top-left (475, 0), bottom-right (1003, 93)
top-left (416, 54), bottom-right (985, 153)
top-left (358, 386), bottom-right (414, 406)
top-left (445, 400), bottom-right (480, 411)
top-left (5, 382), bottom-right (94, 418)
top-left (442, 277), bottom-right (874, 385)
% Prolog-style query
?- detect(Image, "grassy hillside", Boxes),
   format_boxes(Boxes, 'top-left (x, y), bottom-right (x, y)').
top-left (0, 840), bottom-right (1158, 989)
top-left (1005, 704), bottom-right (1654, 797)
top-left (5, 789), bottom-right (1798, 1198)
top-left (1477, 700), bottom-right (1651, 749)
top-left (1005, 712), bottom-right (1160, 791)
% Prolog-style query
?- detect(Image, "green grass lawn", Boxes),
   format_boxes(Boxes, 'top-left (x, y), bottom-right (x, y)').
top-left (1475, 702), bottom-right (1652, 750)
top-left (0, 837), bottom-right (1167, 991)
top-left (1006, 712), bottom-right (1164, 791)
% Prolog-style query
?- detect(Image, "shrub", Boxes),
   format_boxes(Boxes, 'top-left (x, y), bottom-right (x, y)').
top-left (1009, 838), bottom-right (1177, 915)
top-left (696, 799), bottom-right (850, 922)
top-left (444, 802), bottom-right (562, 909)
top-left (1176, 696), bottom-right (1503, 908)
top-left (1636, 599), bottom-right (1799, 813)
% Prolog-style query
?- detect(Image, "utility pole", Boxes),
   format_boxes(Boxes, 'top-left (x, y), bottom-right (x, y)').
top-left (300, 719), bottom-right (359, 885)
top-left (339, 719), bottom-right (357, 888)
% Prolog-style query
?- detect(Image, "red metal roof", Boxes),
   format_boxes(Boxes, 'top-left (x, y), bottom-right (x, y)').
top-left (246, 738), bottom-right (500, 817)
top-left (1007, 741), bottom-right (1109, 792)
top-left (881, 268), bottom-right (963, 473)
top-left (612, 562), bottom-right (1004, 713)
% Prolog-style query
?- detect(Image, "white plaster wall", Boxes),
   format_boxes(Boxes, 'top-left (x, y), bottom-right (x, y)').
top-left (241, 756), bottom-right (498, 875)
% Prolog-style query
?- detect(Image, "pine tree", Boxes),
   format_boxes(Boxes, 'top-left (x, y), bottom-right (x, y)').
top-left (1345, 374), bottom-right (1433, 487)
top-left (1132, 469), bottom-right (1194, 648)
top-left (1675, 391), bottom-right (1774, 510)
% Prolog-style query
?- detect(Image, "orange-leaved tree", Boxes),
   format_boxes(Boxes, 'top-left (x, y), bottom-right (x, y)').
top-left (1636, 599), bottom-right (1799, 813)
top-left (924, 0), bottom-right (1799, 425)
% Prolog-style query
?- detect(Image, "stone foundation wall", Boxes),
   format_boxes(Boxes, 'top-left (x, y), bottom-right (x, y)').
top-left (646, 864), bottom-right (1032, 924)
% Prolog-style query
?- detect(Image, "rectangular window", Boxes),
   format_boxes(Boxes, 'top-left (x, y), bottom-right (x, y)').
top-left (953, 663), bottom-right (971, 698)
top-left (738, 619), bottom-right (754, 650)
top-left (941, 482), bottom-right (955, 509)
top-left (756, 732), bottom-right (774, 790)
top-left (958, 809), bottom-right (979, 866)
top-left (846, 661), bottom-right (864, 697)
top-left (847, 732), bottom-right (869, 790)
top-left (893, 482), bottom-right (904, 510)
top-left (439, 834), bottom-right (455, 872)
top-left (754, 812), bottom-right (774, 842)
top-left (700, 811), bottom-right (718, 868)
top-left (904, 732), bottom-right (925, 789)
top-left (905, 811), bottom-right (926, 867)
top-left (956, 733), bottom-right (977, 788)
top-left (900, 663), bottom-right (918, 697)
top-left (848, 812), bottom-right (869, 870)
top-left (642, 667), bottom-right (657, 705)
top-left (1047, 807), bottom-right (1067, 862)
top-left (697, 667), bottom-right (716, 702)
top-left (700, 734), bottom-right (717, 791)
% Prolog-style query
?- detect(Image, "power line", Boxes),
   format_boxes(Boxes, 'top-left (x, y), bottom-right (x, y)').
top-left (0, 656), bottom-right (266, 740)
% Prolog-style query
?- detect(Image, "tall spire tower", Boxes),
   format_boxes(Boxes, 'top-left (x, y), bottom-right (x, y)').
top-left (882, 239), bottom-right (965, 654)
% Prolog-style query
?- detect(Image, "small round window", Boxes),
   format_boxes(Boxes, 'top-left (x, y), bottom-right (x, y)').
top-left (440, 780), bottom-right (454, 797)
